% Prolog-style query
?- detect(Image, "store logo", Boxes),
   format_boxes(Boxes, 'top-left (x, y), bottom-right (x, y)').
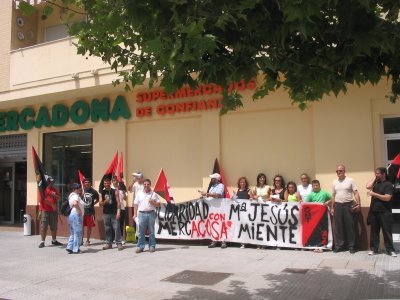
top-left (0, 96), bottom-right (131, 132)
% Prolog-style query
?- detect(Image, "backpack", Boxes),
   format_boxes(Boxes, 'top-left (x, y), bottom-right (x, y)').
top-left (60, 197), bottom-right (71, 216)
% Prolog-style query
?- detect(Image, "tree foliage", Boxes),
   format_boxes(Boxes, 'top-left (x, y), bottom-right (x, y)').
top-left (20, 0), bottom-right (400, 113)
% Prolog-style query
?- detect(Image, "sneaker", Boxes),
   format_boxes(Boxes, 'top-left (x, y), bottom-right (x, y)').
top-left (240, 244), bottom-right (245, 249)
top-left (349, 248), bottom-right (356, 254)
top-left (135, 247), bottom-right (143, 253)
top-left (84, 241), bottom-right (90, 247)
top-left (121, 240), bottom-right (126, 245)
top-left (221, 242), bottom-right (227, 249)
top-left (102, 244), bottom-right (112, 250)
top-left (51, 240), bottom-right (63, 246)
top-left (368, 250), bottom-right (377, 256)
top-left (117, 244), bottom-right (123, 251)
top-left (387, 251), bottom-right (398, 257)
top-left (38, 242), bottom-right (45, 248)
top-left (66, 249), bottom-right (73, 254)
top-left (149, 247), bottom-right (155, 253)
top-left (208, 241), bottom-right (217, 248)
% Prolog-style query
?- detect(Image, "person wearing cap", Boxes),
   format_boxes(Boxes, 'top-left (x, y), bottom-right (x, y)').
top-left (66, 183), bottom-right (85, 254)
top-left (82, 178), bottom-right (99, 247)
top-left (99, 177), bottom-right (123, 251)
top-left (128, 171), bottom-right (144, 199)
top-left (38, 176), bottom-right (62, 248)
top-left (200, 173), bottom-right (227, 248)
top-left (200, 173), bottom-right (225, 200)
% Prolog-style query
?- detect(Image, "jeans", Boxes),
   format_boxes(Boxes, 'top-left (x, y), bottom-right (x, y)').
top-left (103, 213), bottom-right (121, 244)
top-left (137, 211), bottom-right (156, 250)
top-left (67, 212), bottom-right (83, 253)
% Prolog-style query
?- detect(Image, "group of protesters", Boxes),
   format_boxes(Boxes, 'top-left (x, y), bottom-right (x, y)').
top-left (37, 164), bottom-right (397, 257)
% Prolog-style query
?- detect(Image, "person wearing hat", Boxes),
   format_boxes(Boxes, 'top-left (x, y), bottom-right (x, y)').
top-left (38, 176), bottom-right (62, 248)
top-left (128, 171), bottom-right (144, 199)
top-left (66, 183), bottom-right (85, 254)
top-left (199, 173), bottom-right (227, 248)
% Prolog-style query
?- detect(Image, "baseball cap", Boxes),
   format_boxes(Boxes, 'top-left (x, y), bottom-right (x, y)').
top-left (209, 173), bottom-right (221, 180)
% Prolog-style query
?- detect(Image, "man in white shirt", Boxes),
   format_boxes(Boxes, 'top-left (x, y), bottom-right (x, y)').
top-left (332, 164), bottom-right (361, 254)
top-left (133, 178), bottom-right (160, 253)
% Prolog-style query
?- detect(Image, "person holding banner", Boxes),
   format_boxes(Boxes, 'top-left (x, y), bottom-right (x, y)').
top-left (199, 173), bottom-right (227, 248)
top-left (306, 180), bottom-right (332, 205)
top-left (232, 177), bottom-right (251, 249)
top-left (251, 173), bottom-right (270, 201)
top-left (284, 181), bottom-right (301, 202)
top-left (366, 167), bottom-right (397, 257)
top-left (133, 179), bottom-right (160, 253)
top-left (38, 177), bottom-right (63, 248)
top-left (297, 173), bottom-right (312, 201)
top-left (82, 178), bottom-right (99, 247)
top-left (268, 175), bottom-right (286, 203)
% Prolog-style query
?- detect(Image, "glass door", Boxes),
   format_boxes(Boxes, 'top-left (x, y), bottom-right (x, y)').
top-left (0, 164), bottom-right (14, 223)
top-left (382, 116), bottom-right (400, 242)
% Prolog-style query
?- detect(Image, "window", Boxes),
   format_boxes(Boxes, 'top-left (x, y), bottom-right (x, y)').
top-left (43, 129), bottom-right (92, 201)
top-left (44, 24), bottom-right (69, 42)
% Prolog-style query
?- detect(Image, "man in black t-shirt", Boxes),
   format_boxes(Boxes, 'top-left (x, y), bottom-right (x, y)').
top-left (82, 178), bottom-right (99, 246)
top-left (366, 167), bottom-right (397, 257)
top-left (99, 177), bottom-right (122, 251)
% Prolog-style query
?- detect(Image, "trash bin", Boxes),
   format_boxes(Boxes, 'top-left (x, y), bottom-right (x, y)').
top-left (23, 214), bottom-right (31, 236)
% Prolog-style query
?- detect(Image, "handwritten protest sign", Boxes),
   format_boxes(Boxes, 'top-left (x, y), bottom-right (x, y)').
top-left (156, 198), bottom-right (333, 249)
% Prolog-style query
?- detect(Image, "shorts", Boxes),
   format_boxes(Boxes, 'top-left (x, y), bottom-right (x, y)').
top-left (39, 211), bottom-right (58, 231)
top-left (83, 215), bottom-right (96, 227)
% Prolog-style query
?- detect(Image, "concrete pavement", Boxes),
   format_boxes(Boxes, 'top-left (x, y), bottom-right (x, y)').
top-left (0, 229), bottom-right (399, 300)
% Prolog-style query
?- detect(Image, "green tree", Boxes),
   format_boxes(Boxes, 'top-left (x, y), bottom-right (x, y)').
top-left (20, 0), bottom-right (400, 113)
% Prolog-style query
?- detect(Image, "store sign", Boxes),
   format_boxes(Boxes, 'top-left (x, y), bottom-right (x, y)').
top-left (0, 96), bottom-right (131, 133)
top-left (136, 80), bottom-right (256, 118)
top-left (156, 198), bottom-right (333, 249)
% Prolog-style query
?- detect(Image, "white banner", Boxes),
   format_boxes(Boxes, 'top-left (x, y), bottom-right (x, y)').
top-left (155, 198), bottom-right (333, 249)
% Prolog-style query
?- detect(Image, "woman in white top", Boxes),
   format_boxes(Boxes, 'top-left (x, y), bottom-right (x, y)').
top-left (297, 173), bottom-right (312, 201)
top-left (66, 183), bottom-right (84, 254)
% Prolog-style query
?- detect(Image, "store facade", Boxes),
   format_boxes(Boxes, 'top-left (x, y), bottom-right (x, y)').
top-left (1, 1), bottom-right (400, 249)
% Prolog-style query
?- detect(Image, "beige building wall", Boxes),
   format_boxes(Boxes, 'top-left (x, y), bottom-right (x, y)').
top-left (0, 1), bottom-right (12, 92)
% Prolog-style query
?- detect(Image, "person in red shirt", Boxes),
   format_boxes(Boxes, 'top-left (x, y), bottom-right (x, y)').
top-left (38, 176), bottom-right (62, 248)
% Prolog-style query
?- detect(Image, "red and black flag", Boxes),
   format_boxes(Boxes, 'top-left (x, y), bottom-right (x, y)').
top-left (388, 152), bottom-right (400, 183)
top-left (31, 146), bottom-right (48, 205)
top-left (154, 168), bottom-right (174, 204)
top-left (98, 151), bottom-right (118, 192)
top-left (117, 152), bottom-right (124, 183)
top-left (207, 158), bottom-right (230, 198)
top-left (301, 203), bottom-right (330, 247)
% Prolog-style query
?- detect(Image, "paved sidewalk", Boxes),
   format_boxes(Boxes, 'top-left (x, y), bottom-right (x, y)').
top-left (0, 230), bottom-right (399, 300)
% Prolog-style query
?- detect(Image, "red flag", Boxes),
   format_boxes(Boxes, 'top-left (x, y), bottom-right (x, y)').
top-left (117, 152), bottom-right (124, 182)
top-left (78, 169), bottom-right (86, 187)
top-left (208, 158), bottom-right (230, 198)
top-left (154, 169), bottom-right (174, 203)
top-left (392, 153), bottom-right (400, 165)
top-left (99, 151), bottom-right (118, 191)
top-left (31, 146), bottom-right (48, 205)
